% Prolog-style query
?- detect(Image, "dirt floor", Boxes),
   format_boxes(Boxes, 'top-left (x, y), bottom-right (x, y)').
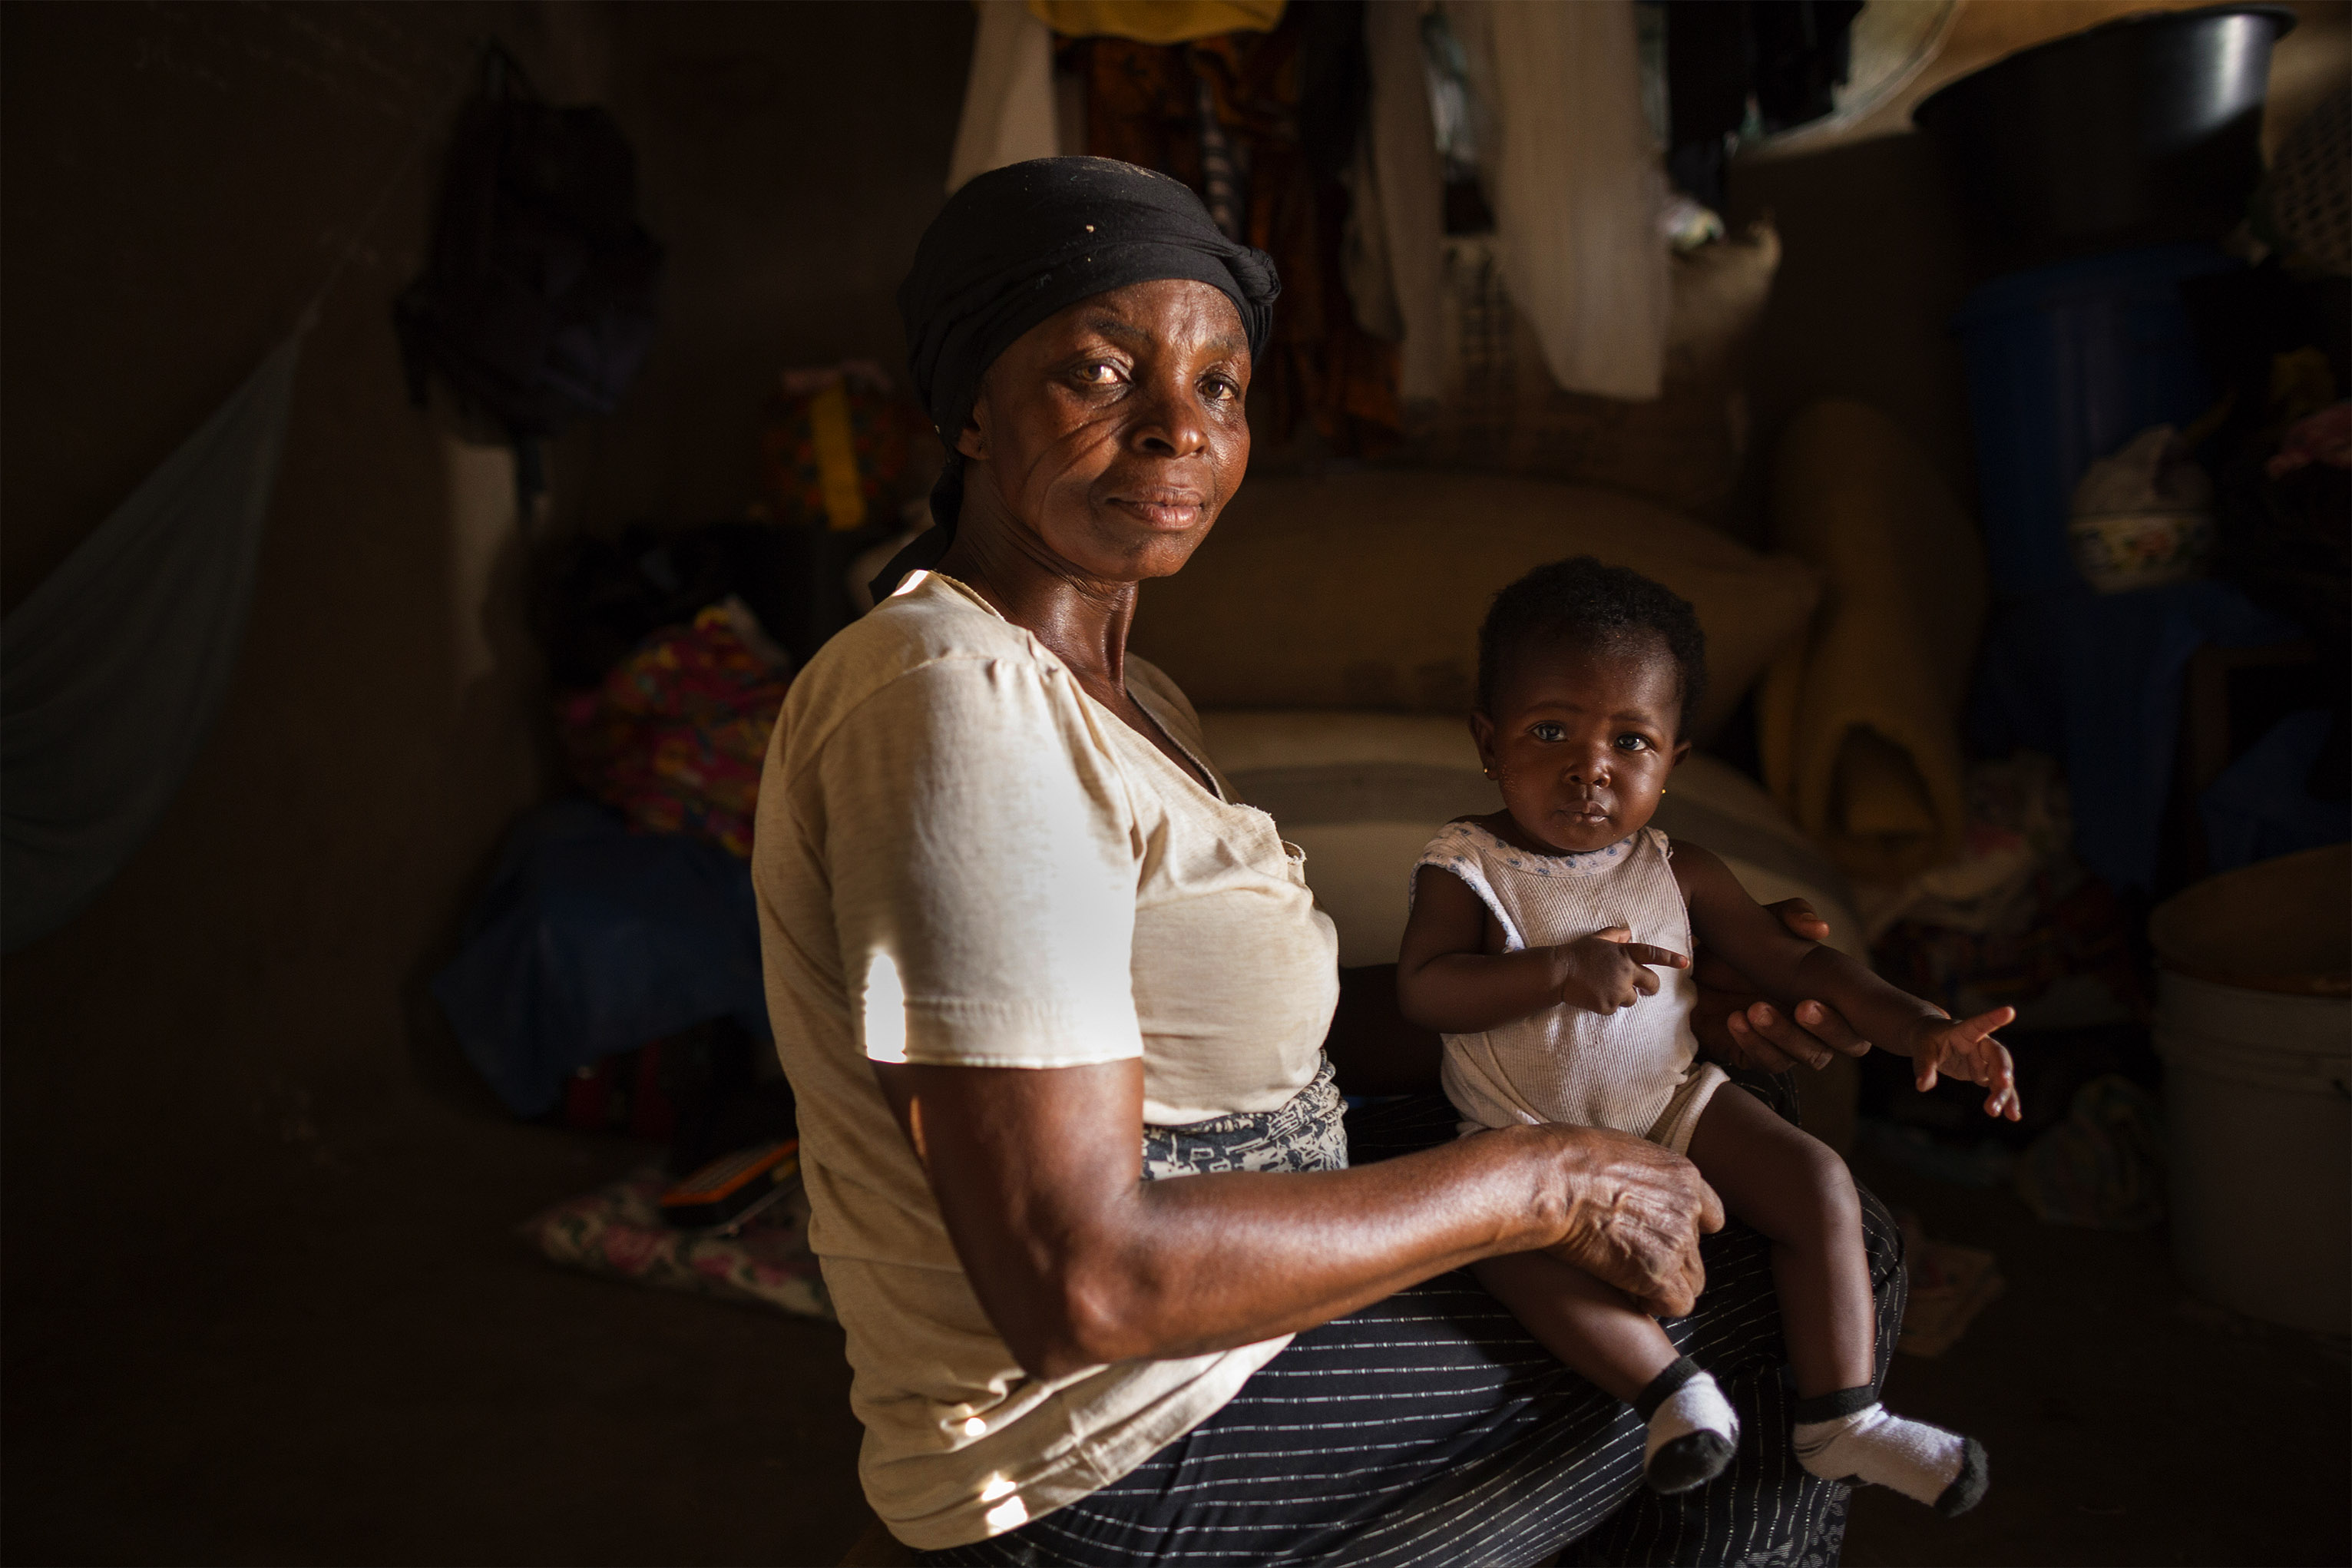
top-left (4, 1105), bottom-right (2344, 1566)
top-left (1, 1105), bottom-right (869, 1568)
top-left (1839, 1146), bottom-right (2349, 1567)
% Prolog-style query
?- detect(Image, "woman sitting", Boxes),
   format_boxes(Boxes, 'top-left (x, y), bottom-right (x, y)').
top-left (753, 156), bottom-right (1898, 1565)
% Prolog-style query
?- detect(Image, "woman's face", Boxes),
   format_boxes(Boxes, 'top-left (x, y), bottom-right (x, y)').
top-left (960, 278), bottom-right (1251, 584)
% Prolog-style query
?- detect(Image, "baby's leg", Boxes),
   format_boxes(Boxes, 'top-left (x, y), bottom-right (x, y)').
top-left (1473, 1251), bottom-right (1679, 1400)
top-left (1686, 1087), bottom-right (1988, 1517)
top-left (1473, 1251), bottom-right (1738, 1494)
top-left (1683, 1083), bottom-right (1872, 1398)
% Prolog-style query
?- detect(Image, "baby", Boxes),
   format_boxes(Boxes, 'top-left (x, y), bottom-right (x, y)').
top-left (1397, 557), bottom-right (2018, 1515)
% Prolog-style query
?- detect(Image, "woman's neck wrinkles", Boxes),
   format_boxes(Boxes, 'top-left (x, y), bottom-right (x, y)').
top-left (935, 461), bottom-right (1140, 694)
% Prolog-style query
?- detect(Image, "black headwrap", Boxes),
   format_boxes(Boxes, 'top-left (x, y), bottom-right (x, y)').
top-left (870, 157), bottom-right (1280, 602)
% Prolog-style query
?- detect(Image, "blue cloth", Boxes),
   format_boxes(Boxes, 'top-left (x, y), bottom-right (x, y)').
top-left (2, 331), bottom-right (303, 951)
top-left (2201, 710), bottom-right (2352, 873)
top-left (1950, 244), bottom-right (2234, 596)
top-left (432, 799), bottom-right (771, 1118)
top-left (1970, 580), bottom-right (2301, 892)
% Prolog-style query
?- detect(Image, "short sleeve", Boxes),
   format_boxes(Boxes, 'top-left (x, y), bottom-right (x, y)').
top-left (1411, 823), bottom-right (1525, 954)
top-left (816, 654), bottom-right (1145, 1069)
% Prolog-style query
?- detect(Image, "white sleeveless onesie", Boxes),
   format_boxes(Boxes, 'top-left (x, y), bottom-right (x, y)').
top-left (1414, 821), bottom-right (1728, 1153)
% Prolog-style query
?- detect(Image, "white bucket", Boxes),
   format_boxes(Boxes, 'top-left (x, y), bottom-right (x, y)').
top-left (2154, 971), bottom-right (2350, 1331)
top-left (2149, 845), bottom-right (2351, 1334)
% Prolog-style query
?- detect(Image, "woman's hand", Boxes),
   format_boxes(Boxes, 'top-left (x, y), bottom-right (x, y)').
top-left (1552, 928), bottom-right (1691, 1016)
top-left (1523, 1123), bottom-right (1724, 1317)
top-left (1691, 897), bottom-right (1872, 1072)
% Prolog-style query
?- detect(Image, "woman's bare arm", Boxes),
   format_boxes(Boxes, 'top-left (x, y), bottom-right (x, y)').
top-left (1673, 844), bottom-right (1952, 1042)
top-left (1673, 844), bottom-right (2020, 1116)
top-left (869, 1055), bottom-right (1724, 1382)
top-left (1692, 897), bottom-right (1876, 1071)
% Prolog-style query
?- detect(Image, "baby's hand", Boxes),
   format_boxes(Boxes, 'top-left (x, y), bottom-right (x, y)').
top-left (1555, 927), bottom-right (1692, 1016)
top-left (1912, 1006), bottom-right (2022, 1120)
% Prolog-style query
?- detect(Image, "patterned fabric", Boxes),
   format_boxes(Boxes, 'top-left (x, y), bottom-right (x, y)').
top-left (923, 1093), bottom-right (1903, 1568)
top-left (1873, 869), bottom-right (2145, 1024)
top-left (520, 1168), bottom-right (834, 1322)
top-left (756, 366), bottom-right (927, 531)
top-left (1073, 20), bottom-right (1404, 457)
top-left (557, 601), bottom-right (792, 858)
top-left (1142, 1054), bottom-right (1348, 1180)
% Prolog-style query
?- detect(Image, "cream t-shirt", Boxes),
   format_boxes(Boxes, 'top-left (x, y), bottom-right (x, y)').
top-left (752, 572), bottom-right (1341, 1550)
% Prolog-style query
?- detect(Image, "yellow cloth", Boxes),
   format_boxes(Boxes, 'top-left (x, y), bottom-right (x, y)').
top-left (1758, 400), bottom-right (1987, 883)
top-left (806, 382), bottom-right (870, 531)
top-left (1028, 0), bottom-right (1284, 44)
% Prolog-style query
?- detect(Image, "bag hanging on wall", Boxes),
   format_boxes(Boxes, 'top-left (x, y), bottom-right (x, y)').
top-left (394, 43), bottom-right (663, 500)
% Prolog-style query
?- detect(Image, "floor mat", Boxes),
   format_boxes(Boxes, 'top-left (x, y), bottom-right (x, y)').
top-left (521, 1168), bottom-right (835, 1321)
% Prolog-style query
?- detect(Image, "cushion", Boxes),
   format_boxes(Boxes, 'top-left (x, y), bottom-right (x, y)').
top-left (1131, 470), bottom-right (1820, 741)
top-left (1758, 400), bottom-right (1985, 882)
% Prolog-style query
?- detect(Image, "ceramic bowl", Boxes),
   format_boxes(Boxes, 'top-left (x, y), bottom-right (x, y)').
top-left (2067, 509), bottom-right (2214, 594)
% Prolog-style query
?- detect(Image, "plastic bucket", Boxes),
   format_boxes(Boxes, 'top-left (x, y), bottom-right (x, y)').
top-left (1953, 243), bottom-right (2237, 597)
top-left (2149, 845), bottom-right (2350, 1332)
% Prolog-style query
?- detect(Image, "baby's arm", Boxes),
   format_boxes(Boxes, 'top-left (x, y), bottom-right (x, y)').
top-left (1398, 863), bottom-right (1692, 1035)
top-left (1672, 843), bottom-right (2020, 1120)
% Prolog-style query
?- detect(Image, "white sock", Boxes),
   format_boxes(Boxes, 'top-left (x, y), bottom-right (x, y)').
top-left (1636, 1359), bottom-right (1739, 1493)
top-left (1794, 1400), bottom-right (1988, 1515)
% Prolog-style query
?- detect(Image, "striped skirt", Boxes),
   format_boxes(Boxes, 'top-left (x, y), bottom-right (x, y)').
top-left (922, 1087), bottom-right (1903, 1567)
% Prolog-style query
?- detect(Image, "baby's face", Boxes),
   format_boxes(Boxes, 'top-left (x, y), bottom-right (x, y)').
top-left (1470, 637), bottom-right (1689, 855)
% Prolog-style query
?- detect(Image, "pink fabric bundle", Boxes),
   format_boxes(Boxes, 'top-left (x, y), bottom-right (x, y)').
top-left (558, 601), bottom-right (792, 858)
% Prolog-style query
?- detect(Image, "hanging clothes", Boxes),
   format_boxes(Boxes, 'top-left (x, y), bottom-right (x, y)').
top-left (1073, 8), bottom-right (1399, 454)
top-left (1748, 0), bottom-right (1865, 133)
top-left (946, 0), bottom-right (1064, 194)
top-left (1031, 0), bottom-right (1285, 46)
top-left (1665, 1), bottom-right (1867, 212)
top-left (1193, 67), bottom-right (1249, 239)
top-left (2, 330), bottom-right (303, 953)
top-left (1448, 0), bottom-right (1671, 402)
top-left (1351, 0), bottom-right (1445, 402)
top-left (1664, 2), bottom-right (1749, 214)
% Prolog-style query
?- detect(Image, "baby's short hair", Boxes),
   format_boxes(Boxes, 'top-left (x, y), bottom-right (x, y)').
top-left (1476, 556), bottom-right (1709, 736)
